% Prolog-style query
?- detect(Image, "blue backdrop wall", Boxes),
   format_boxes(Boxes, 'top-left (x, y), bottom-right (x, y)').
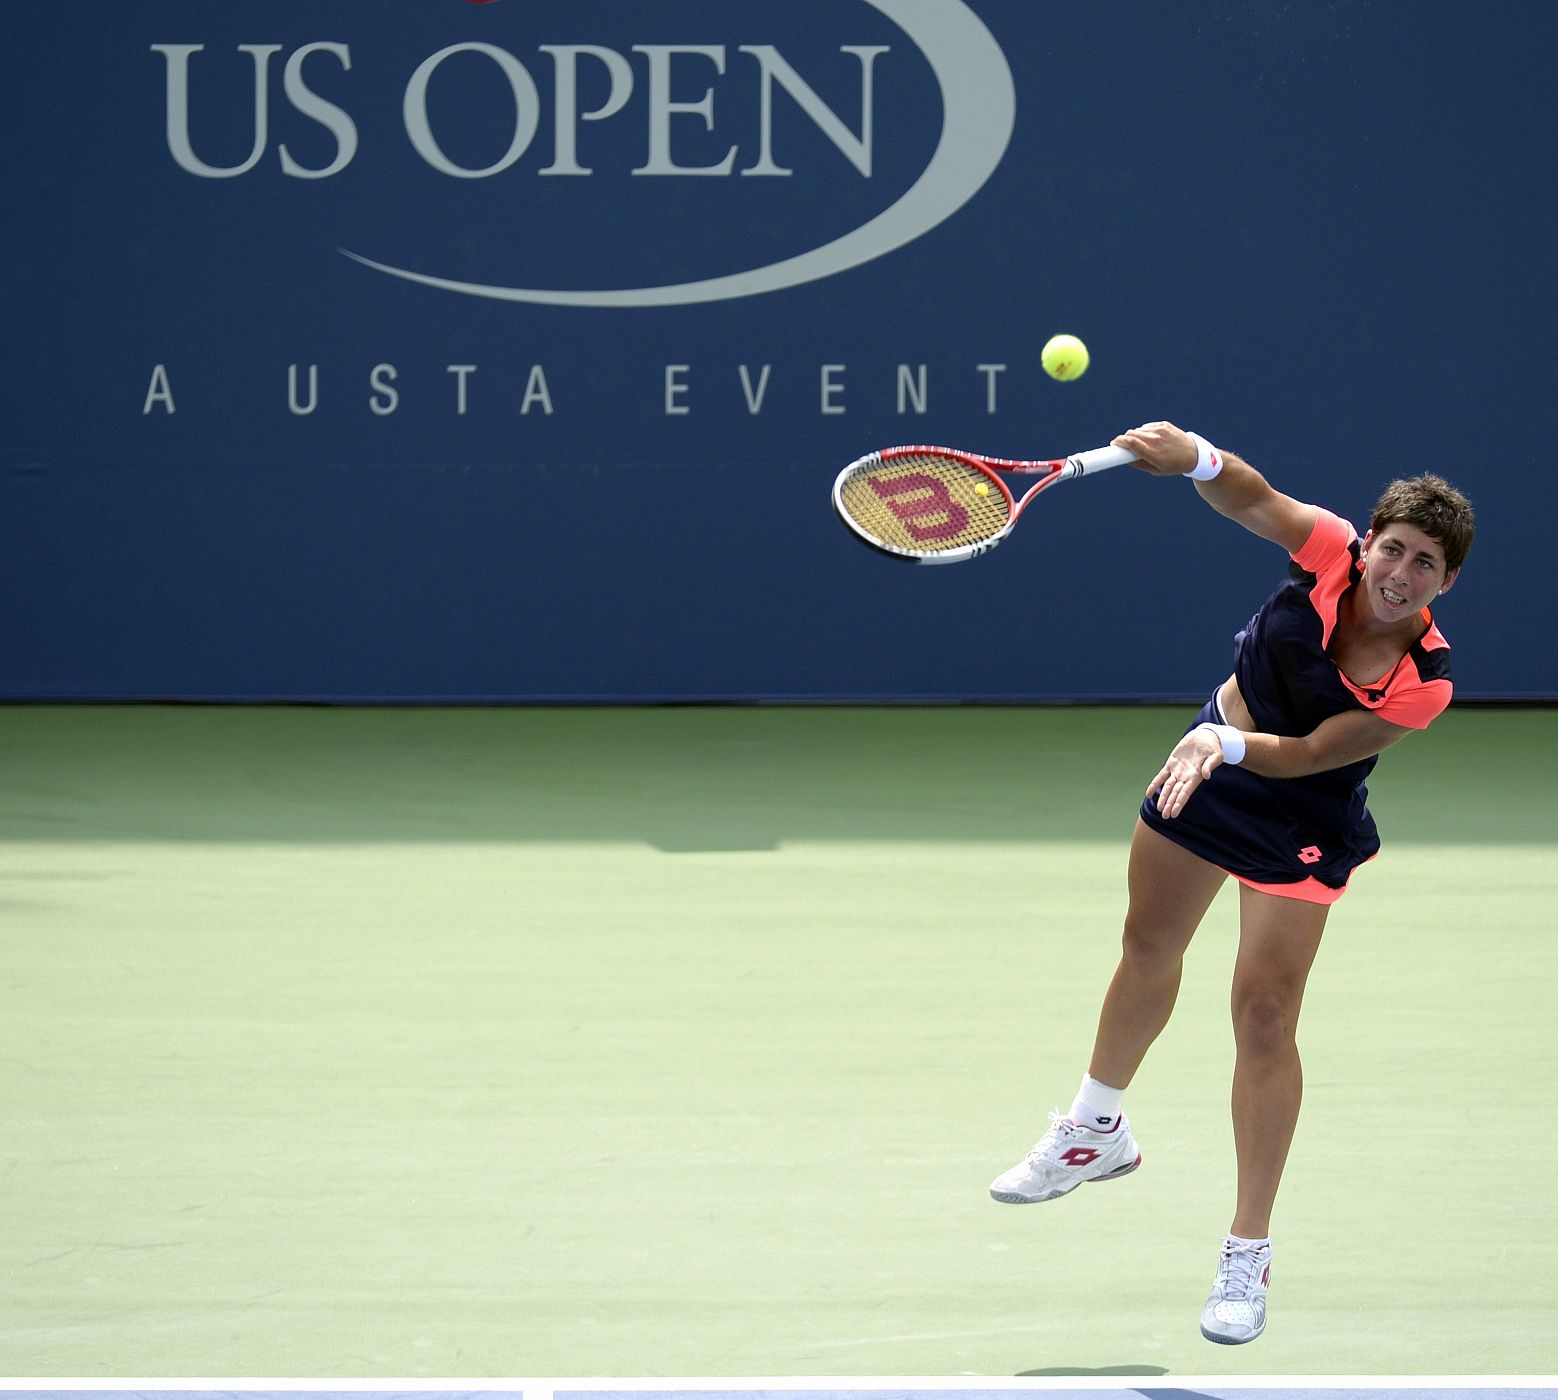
top-left (3, 0), bottom-right (1554, 701)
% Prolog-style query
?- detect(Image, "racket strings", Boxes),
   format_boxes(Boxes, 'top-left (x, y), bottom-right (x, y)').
top-left (838, 452), bottom-right (1011, 555)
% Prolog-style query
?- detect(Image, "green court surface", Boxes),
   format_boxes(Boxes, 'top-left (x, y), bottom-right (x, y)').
top-left (1, 704), bottom-right (1553, 1378)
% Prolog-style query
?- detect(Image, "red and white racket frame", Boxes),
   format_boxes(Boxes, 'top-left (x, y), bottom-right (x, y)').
top-left (833, 442), bottom-right (1135, 564)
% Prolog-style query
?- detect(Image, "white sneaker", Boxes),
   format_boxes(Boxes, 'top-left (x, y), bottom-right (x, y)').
top-left (1200, 1237), bottom-right (1272, 1344)
top-left (989, 1111), bottom-right (1142, 1204)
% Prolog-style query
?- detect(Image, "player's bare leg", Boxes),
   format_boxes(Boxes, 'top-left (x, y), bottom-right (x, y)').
top-left (1227, 887), bottom-right (1329, 1238)
top-left (1088, 819), bottom-right (1227, 1089)
top-left (989, 821), bottom-right (1224, 1205)
top-left (1200, 887), bottom-right (1327, 1344)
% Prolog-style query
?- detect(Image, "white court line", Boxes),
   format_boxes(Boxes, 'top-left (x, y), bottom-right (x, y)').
top-left (0, 1382), bottom-right (1553, 1393)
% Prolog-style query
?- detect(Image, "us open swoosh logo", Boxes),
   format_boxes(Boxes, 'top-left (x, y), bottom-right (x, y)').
top-left (339, 0), bottom-right (1015, 307)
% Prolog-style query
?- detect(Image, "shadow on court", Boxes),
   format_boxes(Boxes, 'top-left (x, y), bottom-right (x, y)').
top-left (0, 703), bottom-right (1546, 852)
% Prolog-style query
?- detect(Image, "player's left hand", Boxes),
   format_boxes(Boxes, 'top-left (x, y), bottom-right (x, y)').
top-left (1114, 421), bottom-right (1198, 477)
top-left (1146, 727), bottom-right (1225, 818)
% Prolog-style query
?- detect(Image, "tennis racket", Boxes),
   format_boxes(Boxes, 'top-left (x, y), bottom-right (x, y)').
top-left (832, 442), bottom-right (1136, 564)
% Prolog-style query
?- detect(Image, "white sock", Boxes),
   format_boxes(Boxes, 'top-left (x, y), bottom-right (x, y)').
top-left (1069, 1073), bottom-right (1125, 1132)
top-left (1225, 1233), bottom-right (1271, 1252)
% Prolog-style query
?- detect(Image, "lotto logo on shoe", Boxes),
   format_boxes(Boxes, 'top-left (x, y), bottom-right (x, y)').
top-left (1297, 845), bottom-right (1323, 865)
top-left (1058, 1147), bottom-right (1102, 1166)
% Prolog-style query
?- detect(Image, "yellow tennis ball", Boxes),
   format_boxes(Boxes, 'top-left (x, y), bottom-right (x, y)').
top-left (1041, 333), bottom-right (1090, 382)
top-left (974, 483), bottom-right (990, 496)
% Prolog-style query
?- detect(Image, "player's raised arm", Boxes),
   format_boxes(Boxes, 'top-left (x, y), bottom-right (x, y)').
top-left (1113, 420), bottom-right (1317, 554)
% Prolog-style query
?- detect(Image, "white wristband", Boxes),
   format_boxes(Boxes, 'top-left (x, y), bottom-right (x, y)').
top-left (1186, 432), bottom-right (1224, 480)
top-left (1198, 723), bottom-right (1246, 765)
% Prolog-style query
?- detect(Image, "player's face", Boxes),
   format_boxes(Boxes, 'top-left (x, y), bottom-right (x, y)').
top-left (1360, 523), bottom-right (1456, 623)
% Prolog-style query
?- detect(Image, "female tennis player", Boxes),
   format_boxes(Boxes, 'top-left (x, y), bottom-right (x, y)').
top-left (989, 421), bottom-right (1475, 1345)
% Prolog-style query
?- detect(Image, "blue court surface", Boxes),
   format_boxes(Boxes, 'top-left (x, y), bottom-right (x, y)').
top-left (565, 1390), bottom-right (1558, 1400)
top-left (566, 1389), bottom-right (1558, 1400)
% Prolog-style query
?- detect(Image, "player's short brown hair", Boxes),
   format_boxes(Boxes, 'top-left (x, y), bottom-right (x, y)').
top-left (1371, 474), bottom-right (1475, 572)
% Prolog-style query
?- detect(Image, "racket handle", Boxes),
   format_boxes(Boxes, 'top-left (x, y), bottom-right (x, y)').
top-left (1061, 444), bottom-right (1137, 479)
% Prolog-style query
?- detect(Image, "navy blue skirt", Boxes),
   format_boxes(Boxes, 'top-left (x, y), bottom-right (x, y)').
top-left (1137, 695), bottom-right (1380, 900)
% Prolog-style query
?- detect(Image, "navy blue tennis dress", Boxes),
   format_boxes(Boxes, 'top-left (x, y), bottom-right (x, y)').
top-left (1139, 508), bottom-right (1452, 903)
